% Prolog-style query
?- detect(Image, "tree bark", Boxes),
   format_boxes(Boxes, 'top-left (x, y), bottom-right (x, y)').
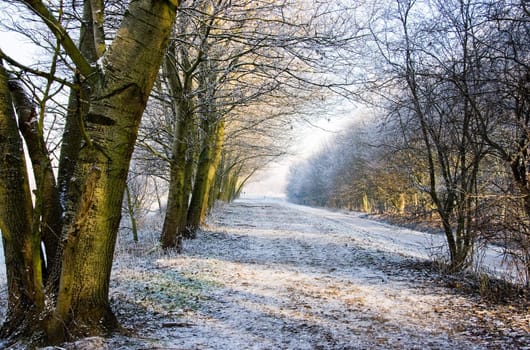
top-left (160, 43), bottom-right (197, 250)
top-left (0, 62), bottom-right (44, 336)
top-left (45, 1), bottom-right (178, 342)
top-left (187, 118), bottom-right (225, 235)
top-left (58, 0), bottom-right (101, 208)
top-left (8, 77), bottom-right (63, 283)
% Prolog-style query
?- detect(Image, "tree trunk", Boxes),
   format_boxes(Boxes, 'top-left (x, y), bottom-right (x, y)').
top-left (187, 118), bottom-right (225, 235)
top-left (57, 0), bottom-right (101, 204)
top-left (45, 1), bottom-right (178, 342)
top-left (217, 158), bottom-right (231, 202)
top-left (223, 166), bottom-right (242, 202)
top-left (179, 144), bottom-right (198, 238)
top-left (8, 77), bottom-right (63, 283)
top-left (208, 158), bottom-right (224, 209)
top-left (160, 43), bottom-right (197, 250)
top-left (0, 62), bottom-right (44, 336)
top-left (125, 184), bottom-right (139, 243)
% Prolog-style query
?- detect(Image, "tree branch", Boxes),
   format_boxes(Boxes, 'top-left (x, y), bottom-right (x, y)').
top-left (0, 48), bottom-right (76, 88)
top-left (90, 0), bottom-right (106, 58)
top-left (19, 0), bottom-right (93, 77)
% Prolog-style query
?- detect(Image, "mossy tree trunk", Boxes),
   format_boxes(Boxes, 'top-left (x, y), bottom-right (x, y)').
top-left (8, 76), bottom-right (63, 283)
top-left (0, 62), bottom-right (45, 337)
top-left (57, 0), bottom-right (102, 204)
top-left (160, 2), bottom-right (221, 247)
top-left (187, 118), bottom-right (225, 235)
top-left (160, 38), bottom-right (201, 250)
top-left (1, 0), bottom-right (180, 344)
top-left (216, 157), bottom-right (242, 203)
top-left (48, 1), bottom-right (178, 341)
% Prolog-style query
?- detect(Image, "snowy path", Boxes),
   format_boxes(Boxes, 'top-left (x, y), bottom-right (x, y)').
top-left (105, 197), bottom-right (528, 349)
top-left (0, 198), bottom-right (527, 349)
top-left (281, 201), bottom-right (510, 279)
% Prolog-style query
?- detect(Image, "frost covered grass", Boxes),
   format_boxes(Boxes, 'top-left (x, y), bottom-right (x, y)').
top-left (105, 198), bottom-right (529, 349)
top-left (0, 198), bottom-right (529, 349)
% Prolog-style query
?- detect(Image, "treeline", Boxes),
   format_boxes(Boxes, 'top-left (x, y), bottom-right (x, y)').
top-left (287, 121), bottom-right (421, 215)
top-left (0, 0), bottom-right (356, 343)
top-left (122, 0), bottom-right (356, 250)
top-left (288, 0), bottom-right (530, 282)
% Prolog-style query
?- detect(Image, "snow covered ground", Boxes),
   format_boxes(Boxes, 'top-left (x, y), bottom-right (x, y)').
top-left (0, 235), bottom-right (5, 327)
top-left (0, 237), bottom-right (4, 282)
top-left (106, 197), bottom-right (528, 349)
top-left (281, 200), bottom-right (515, 281)
top-left (1, 197), bottom-right (528, 349)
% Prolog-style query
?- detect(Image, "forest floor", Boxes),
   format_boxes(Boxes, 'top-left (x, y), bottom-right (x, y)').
top-left (1, 197), bottom-right (529, 349)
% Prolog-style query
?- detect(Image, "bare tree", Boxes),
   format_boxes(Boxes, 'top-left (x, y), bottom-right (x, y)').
top-left (135, 0), bottom-right (360, 249)
top-left (0, 0), bottom-right (181, 344)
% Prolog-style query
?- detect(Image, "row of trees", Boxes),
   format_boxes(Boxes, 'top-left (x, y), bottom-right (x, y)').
top-left (3, 0), bottom-right (527, 345)
top-left (0, 0), bottom-right (181, 343)
top-left (288, 0), bottom-right (530, 281)
top-left (125, 0), bottom-right (362, 250)
top-left (134, 0), bottom-right (331, 251)
top-left (0, 0), bottom-right (358, 346)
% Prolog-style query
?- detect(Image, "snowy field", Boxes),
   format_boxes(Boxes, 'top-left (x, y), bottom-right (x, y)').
top-left (0, 197), bottom-right (528, 349)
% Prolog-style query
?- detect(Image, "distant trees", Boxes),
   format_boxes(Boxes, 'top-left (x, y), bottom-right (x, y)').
top-left (287, 120), bottom-right (418, 214)
top-left (288, 0), bottom-right (530, 280)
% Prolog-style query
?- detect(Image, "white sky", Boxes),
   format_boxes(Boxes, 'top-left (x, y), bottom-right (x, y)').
top-left (0, 28), bottom-right (37, 66)
top-left (243, 103), bottom-right (369, 197)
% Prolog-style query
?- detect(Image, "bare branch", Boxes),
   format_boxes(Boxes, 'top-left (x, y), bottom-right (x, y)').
top-left (19, 0), bottom-right (93, 77)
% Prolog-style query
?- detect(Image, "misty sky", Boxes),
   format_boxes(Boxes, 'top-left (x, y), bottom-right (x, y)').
top-left (244, 104), bottom-right (368, 197)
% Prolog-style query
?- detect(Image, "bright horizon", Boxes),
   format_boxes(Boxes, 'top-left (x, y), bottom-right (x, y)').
top-left (243, 104), bottom-right (369, 197)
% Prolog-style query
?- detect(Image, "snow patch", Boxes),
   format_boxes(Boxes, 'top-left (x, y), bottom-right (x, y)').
top-left (105, 198), bottom-right (529, 349)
